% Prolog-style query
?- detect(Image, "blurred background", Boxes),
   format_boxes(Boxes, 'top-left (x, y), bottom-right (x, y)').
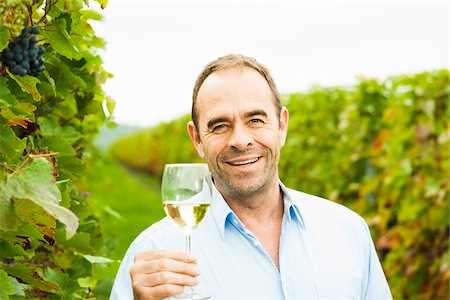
top-left (85, 0), bottom-right (449, 298)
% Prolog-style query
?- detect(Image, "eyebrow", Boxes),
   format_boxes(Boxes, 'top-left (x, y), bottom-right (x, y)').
top-left (206, 109), bottom-right (269, 130)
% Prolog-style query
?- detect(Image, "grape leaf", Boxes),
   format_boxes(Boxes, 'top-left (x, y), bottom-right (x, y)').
top-left (64, 0), bottom-right (84, 12)
top-left (6, 70), bottom-right (41, 101)
top-left (42, 268), bottom-right (78, 298)
top-left (44, 18), bottom-right (80, 60)
top-left (2, 262), bottom-right (60, 293)
top-left (0, 123), bottom-right (26, 164)
top-left (9, 276), bottom-right (28, 296)
top-left (0, 270), bottom-right (15, 299)
top-left (94, 0), bottom-right (108, 9)
top-left (0, 77), bottom-right (16, 105)
top-left (43, 70), bottom-right (56, 97)
top-left (14, 198), bottom-right (57, 237)
top-left (5, 158), bottom-right (79, 239)
top-left (81, 254), bottom-right (115, 264)
top-left (0, 25), bottom-right (10, 51)
top-left (0, 191), bottom-right (19, 231)
top-left (38, 117), bottom-right (82, 143)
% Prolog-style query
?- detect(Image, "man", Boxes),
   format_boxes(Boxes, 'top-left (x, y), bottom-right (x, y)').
top-left (110, 54), bottom-right (392, 300)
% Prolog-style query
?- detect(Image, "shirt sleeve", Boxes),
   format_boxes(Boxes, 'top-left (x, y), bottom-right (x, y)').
top-left (109, 241), bottom-right (138, 300)
top-left (361, 220), bottom-right (393, 300)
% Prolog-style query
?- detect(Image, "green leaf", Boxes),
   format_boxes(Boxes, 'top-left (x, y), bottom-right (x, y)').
top-left (42, 268), bottom-right (78, 298)
top-left (77, 276), bottom-right (97, 289)
top-left (81, 9), bottom-right (103, 21)
top-left (0, 190), bottom-right (19, 231)
top-left (105, 95), bottom-right (116, 116)
top-left (0, 269), bottom-right (15, 299)
top-left (94, 0), bottom-right (108, 9)
top-left (0, 25), bottom-right (10, 51)
top-left (0, 123), bottom-right (26, 164)
top-left (43, 70), bottom-right (56, 96)
top-left (3, 262), bottom-right (60, 293)
top-left (6, 70), bottom-right (41, 101)
top-left (38, 117), bottom-right (82, 143)
top-left (64, 0), bottom-right (84, 11)
top-left (44, 18), bottom-right (80, 60)
top-left (9, 276), bottom-right (28, 296)
top-left (5, 158), bottom-right (79, 239)
top-left (0, 77), bottom-right (16, 105)
top-left (81, 254), bottom-right (115, 264)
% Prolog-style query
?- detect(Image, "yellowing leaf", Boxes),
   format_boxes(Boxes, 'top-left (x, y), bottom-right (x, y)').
top-left (5, 158), bottom-right (79, 239)
top-left (6, 70), bottom-right (41, 101)
top-left (0, 25), bottom-right (10, 51)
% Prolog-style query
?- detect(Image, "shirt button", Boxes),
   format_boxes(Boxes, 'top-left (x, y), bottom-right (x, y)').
top-left (233, 218), bottom-right (238, 224)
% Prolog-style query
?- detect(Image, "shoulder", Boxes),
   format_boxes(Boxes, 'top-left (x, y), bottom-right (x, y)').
top-left (130, 217), bottom-right (180, 250)
top-left (287, 187), bottom-right (367, 229)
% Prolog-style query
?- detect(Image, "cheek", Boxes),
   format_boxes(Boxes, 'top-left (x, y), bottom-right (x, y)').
top-left (201, 137), bottom-right (225, 159)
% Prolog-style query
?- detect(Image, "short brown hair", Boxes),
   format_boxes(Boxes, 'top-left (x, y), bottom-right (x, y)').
top-left (191, 54), bottom-right (282, 129)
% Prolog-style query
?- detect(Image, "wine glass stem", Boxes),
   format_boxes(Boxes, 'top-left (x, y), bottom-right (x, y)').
top-left (185, 231), bottom-right (194, 295)
top-left (185, 231), bottom-right (192, 253)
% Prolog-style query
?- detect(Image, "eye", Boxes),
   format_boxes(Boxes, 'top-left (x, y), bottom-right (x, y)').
top-left (212, 124), bottom-right (228, 133)
top-left (249, 119), bottom-right (264, 125)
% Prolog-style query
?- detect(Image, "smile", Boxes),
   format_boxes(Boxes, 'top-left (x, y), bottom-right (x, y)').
top-left (228, 157), bottom-right (260, 166)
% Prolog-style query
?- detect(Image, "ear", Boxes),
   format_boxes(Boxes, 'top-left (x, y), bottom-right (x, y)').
top-left (278, 107), bottom-right (289, 147)
top-left (187, 121), bottom-right (206, 158)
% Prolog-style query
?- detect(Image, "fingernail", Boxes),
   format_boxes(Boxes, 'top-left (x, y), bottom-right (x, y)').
top-left (186, 254), bottom-right (196, 262)
top-left (192, 266), bottom-right (201, 275)
top-left (190, 277), bottom-right (199, 285)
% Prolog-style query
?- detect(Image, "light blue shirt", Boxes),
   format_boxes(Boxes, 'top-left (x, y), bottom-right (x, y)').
top-left (110, 182), bottom-right (392, 299)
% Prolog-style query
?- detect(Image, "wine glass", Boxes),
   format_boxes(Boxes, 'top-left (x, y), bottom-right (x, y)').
top-left (161, 163), bottom-right (212, 300)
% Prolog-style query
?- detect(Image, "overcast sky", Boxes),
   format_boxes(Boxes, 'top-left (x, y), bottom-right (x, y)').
top-left (92, 0), bottom-right (449, 127)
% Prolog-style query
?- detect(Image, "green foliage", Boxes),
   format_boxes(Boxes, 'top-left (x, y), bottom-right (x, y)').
top-left (111, 70), bottom-right (450, 299)
top-left (110, 114), bottom-right (201, 176)
top-left (0, 1), bottom-right (114, 298)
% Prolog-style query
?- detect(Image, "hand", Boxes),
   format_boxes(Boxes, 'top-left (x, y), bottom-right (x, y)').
top-left (130, 250), bottom-right (201, 300)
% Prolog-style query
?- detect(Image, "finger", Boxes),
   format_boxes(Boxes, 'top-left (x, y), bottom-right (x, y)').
top-left (132, 257), bottom-right (201, 277)
top-left (135, 250), bottom-right (197, 263)
top-left (138, 271), bottom-right (199, 288)
top-left (134, 284), bottom-right (185, 300)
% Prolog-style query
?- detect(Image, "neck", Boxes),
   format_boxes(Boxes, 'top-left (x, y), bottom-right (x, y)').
top-left (220, 179), bottom-right (284, 226)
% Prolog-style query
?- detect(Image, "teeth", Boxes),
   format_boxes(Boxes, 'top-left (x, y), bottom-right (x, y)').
top-left (231, 158), bottom-right (258, 166)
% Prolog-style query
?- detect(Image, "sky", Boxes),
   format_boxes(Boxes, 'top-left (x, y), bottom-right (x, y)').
top-left (92, 0), bottom-right (449, 128)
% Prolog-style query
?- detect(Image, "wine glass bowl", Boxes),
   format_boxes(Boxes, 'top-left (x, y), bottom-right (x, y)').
top-left (161, 163), bottom-right (212, 300)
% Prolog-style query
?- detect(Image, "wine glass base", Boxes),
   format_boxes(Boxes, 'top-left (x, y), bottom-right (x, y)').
top-left (169, 294), bottom-right (210, 300)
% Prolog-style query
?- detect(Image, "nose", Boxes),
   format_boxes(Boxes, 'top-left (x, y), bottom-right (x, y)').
top-left (228, 123), bottom-right (253, 150)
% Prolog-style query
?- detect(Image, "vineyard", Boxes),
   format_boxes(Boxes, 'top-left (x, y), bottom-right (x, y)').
top-left (111, 70), bottom-right (450, 299)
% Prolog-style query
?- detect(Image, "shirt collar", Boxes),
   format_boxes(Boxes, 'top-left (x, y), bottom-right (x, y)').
top-left (210, 180), bottom-right (305, 240)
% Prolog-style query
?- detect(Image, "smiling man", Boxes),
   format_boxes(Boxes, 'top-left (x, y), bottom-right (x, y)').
top-left (110, 54), bottom-right (392, 300)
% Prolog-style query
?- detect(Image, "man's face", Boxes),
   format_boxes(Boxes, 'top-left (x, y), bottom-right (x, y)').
top-left (188, 67), bottom-right (288, 200)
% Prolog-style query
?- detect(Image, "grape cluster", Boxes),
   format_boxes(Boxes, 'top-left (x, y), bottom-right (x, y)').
top-left (0, 26), bottom-right (45, 77)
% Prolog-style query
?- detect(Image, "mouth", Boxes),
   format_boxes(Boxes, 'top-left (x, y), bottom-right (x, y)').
top-left (226, 157), bottom-right (260, 166)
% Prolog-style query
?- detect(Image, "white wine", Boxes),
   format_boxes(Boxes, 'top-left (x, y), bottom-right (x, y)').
top-left (164, 202), bottom-right (210, 231)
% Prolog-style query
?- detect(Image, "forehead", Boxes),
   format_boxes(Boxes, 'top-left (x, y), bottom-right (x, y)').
top-left (196, 67), bottom-right (276, 122)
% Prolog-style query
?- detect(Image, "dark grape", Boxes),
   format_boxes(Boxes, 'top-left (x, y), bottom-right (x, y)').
top-left (14, 53), bottom-right (23, 61)
top-left (31, 26), bottom-right (40, 34)
top-left (30, 36), bottom-right (38, 45)
top-left (1, 25), bottom-right (45, 77)
top-left (20, 61), bottom-right (30, 70)
top-left (12, 45), bottom-right (22, 53)
top-left (22, 26), bottom-right (30, 37)
top-left (6, 51), bottom-right (14, 60)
